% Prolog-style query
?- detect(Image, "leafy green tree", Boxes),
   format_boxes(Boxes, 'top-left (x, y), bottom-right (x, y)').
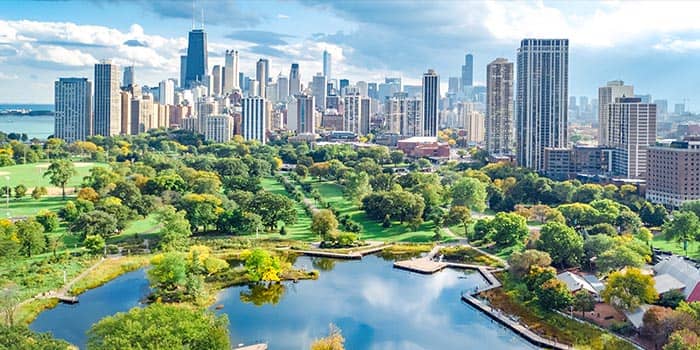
top-left (572, 183), bottom-right (603, 203)
top-left (588, 223), bottom-right (617, 236)
top-left (35, 210), bottom-right (59, 232)
top-left (13, 184), bottom-right (26, 199)
top-left (178, 193), bottom-right (222, 232)
top-left (148, 253), bottom-right (188, 298)
top-left (658, 289), bottom-right (686, 309)
top-left (572, 290), bottom-right (596, 317)
top-left (87, 304), bottom-right (230, 350)
top-left (71, 210), bottom-right (118, 239)
top-left (43, 159), bottom-right (76, 199)
top-left (508, 249), bottom-right (552, 279)
top-left (557, 203), bottom-right (600, 227)
top-left (311, 209), bottom-right (339, 239)
top-left (535, 278), bottom-right (572, 310)
top-left (342, 171), bottom-right (371, 203)
top-left (245, 248), bottom-right (283, 283)
top-left (602, 267), bottom-right (657, 311)
top-left (662, 211), bottom-right (700, 255)
top-left (247, 191), bottom-right (297, 230)
top-left (390, 150), bottom-right (404, 165)
top-left (536, 222), bottom-right (584, 268)
top-left (596, 244), bottom-right (647, 273)
top-left (0, 324), bottom-right (70, 349)
top-left (451, 177), bottom-right (487, 212)
top-left (295, 164), bottom-right (309, 178)
top-left (82, 166), bottom-right (120, 192)
top-left (216, 208), bottom-right (263, 236)
top-left (472, 218), bottom-right (495, 241)
top-left (490, 212), bottom-right (529, 247)
top-left (16, 218), bottom-right (45, 257)
top-left (156, 205), bottom-right (192, 251)
top-left (445, 206), bottom-right (472, 237)
top-left (83, 234), bottom-right (105, 255)
top-left (640, 202), bottom-right (667, 227)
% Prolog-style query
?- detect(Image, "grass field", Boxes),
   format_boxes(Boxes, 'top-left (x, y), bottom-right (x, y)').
top-left (1, 196), bottom-right (68, 218)
top-left (652, 234), bottom-right (700, 259)
top-left (0, 161), bottom-right (106, 189)
top-left (311, 180), bottom-right (444, 243)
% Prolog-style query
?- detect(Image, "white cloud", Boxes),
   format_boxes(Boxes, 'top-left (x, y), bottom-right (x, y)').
top-left (653, 38), bottom-right (700, 53)
top-left (0, 72), bottom-right (18, 80)
top-left (277, 14), bottom-right (289, 19)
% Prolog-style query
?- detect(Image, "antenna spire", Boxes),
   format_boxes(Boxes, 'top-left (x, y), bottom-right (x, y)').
top-left (201, 8), bottom-right (205, 29)
top-left (191, 0), bottom-right (195, 29)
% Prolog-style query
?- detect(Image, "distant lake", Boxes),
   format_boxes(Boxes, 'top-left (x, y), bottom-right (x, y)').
top-left (0, 104), bottom-right (54, 139)
top-left (30, 256), bottom-right (536, 349)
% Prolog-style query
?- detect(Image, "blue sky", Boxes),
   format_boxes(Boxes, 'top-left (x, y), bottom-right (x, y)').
top-left (1, 0), bottom-right (700, 111)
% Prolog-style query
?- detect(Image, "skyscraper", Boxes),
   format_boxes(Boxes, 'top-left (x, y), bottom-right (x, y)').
top-left (94, 60), bottom-right (122, 136)
top-left (223, 50), bottom-right (239, 93)
top-left (461, 53), bottom-right (473, 91)
top-left (289, 63), bottom-right (301, 96)
top-left (339, 79), bottom-right (349, 95)
top-left (607, 97), bottom-right (656, 178)
top-left (122, 66), bottom-right (134, 87)
top-left (211, 65), bottom-right (222, 96)
top-left (311, 73), bottom-right (327, 111)
top-left (598, 80), bottom-right (634, 146)
top-left (159, 79), bottom-right (175, 105)
top-left (256, 58), bottom-right (269, 98)
top-left (516, 39), bottom-right (569, 170)
top-left (360, 96), bottom-right (371, 135)
top-left (422, 69), bottom-right (440, 137)
top-left (486, 58), bottom-right (514, 155)
top-left (323, 50), bottom-right (332, 82)
top-left (184, 29), bottom-right (208, 88)
top-left (277, 74), bottom-right (289, 102)
top-left (203, 115), bottom-right (234, 143)
top-left (55, 78), bottom-right (92, 142)
top-left (241, 96), bottom-right (267, 144)
top-left (343, 92), bottom-right (362, 134)
top-left (448, 77), bottom-right (460, 94)
top-left (179, 55), bottom-right (187, 88)
top-left (288, 93), bottom-right (315, 134)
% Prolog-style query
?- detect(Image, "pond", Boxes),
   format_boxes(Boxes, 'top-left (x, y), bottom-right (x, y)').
top-left (30, 255), bottom-right (537, 349)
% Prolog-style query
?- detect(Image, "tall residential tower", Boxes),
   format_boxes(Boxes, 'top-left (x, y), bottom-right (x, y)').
top-left (486, 58), bottom-right (514, 155)
top-left (55, 78), bottom-right (92, 142)
top-left (422, 69), bottom-right (440, 137)
top-left (94, 60), bottom-right (122, 136)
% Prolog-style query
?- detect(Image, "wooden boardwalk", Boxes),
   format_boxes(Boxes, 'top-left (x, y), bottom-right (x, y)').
top-left (294, 243), bottom-right (390, 260)
top-left (393, 245), bottom-right (448, 273)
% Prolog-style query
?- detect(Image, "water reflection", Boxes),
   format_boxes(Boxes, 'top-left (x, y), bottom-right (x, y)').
top-left (239, 283), bottom-right (286, 306)
top-left (311, 257), bottom-right (336, 271)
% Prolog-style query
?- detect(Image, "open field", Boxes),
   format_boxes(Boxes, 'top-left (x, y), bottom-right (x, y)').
top-left (311, 180), bottom-right (445, 243)
top-left (257, 177), bottom-right (316, 241)
top-left (652, 234), bottom-right (700, 259)
top-left (1, 196), bottom-right (68, 218)
top-left (0, 161), bottom-right (106, 189)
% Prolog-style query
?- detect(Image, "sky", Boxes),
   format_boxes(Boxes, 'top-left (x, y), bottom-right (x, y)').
top-left (1, 0), bottom-right (700, 111)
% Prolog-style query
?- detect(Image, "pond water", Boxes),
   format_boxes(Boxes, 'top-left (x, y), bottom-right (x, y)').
top-left (30, 256), bottom-right (536, 349)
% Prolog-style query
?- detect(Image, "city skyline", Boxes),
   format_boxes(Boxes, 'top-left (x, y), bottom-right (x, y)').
top-left (1, 1), bottom-right (700, 109)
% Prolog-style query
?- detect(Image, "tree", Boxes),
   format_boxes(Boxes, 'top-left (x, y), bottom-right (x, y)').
top-left (13, 184), bottom-right (26, 199)
top-left (596, 243), bottom-right (647, 273)
top-left (536, 278), bottom-right (572, 310)
top-left (247, 191), bottom-right (297, 230)
top-left (178, 193), bottom-right (223, 232)
top-left (446, 206), bottom-right (472, 237)
top-left (83, 234), bottom-right (105, 255)
top-left (390, 150), bottom-right (404, 165)
top-left (16, 218), bottom-right (45, 257)
top-left (311, 324), bottom-right (345, 350)
top-left (664, 329), bottom-right (700, 350)
top-left (295, 164), bottom-right (309, 178)
top-left (43, 159), bottom-right (76, 199)
top-left (216, 209), bottom-right (263, 236)
top-left (71, 210), bottom-right (118, 239)
top-left (490, 212), bottom-right (529, 247)
top-left (662, 211), bottom-right (700, 255)
top-left (573, 290), bottom-right (596, 317)
top-left (156, 205), bottom-right (192, 251)
top-left (659, 289), bottom-right (686, 309)
top-left (31, 186), bottom-right (47, 200)
top-left (451, 177), bottom-right (487, 212)
top-left (588, 223), bottom-right (617, 236)
top-left (87, 304), bottom-right (230, 350)
top-left (0, 283), bottom-right (20, 326)
top-left (602, 267), bottom-right (657, 311)
top-left (557, 203), bottom-right (600, 227)
top-left (77, 187), bottom-right (100, 202)
top-left (342, 171), bottom-right (371, 203)
top-left (0, 324), bottom-right (70, 349)
top-left (311, 209), bottom-right (339, 239)
top-left (244, 248), bottom-right (283, 283)
top-left (148, 253), bottom-right (188, 298)
top-left (508, 249), bottom-right (552, 279)
top-left (35, 210), bottom-right (59, 232)
top-left (536, 222), bottom-right (584, 268)
top-left (572, 183), bottom-right (603, 203)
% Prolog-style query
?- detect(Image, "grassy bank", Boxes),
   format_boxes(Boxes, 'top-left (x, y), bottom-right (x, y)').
top-left (438, 246), bottom-right (504, 267)
top-left (69, 255), bottom-right (150, 295)
top-left (15, 298), bottom-right (59, 326)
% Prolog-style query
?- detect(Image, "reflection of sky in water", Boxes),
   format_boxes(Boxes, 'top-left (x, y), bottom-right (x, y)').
top-left (217, 255), bottom-right (538, 350)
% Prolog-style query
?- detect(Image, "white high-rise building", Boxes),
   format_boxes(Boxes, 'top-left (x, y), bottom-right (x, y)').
top-left (158, 79), bottom-right (175, 105)
top-left (598, 80), bottom-right (634, 146)
top-left (607, 97), bottom-right (656, 178)
top-left (256, 58), bottom-right (269, 98)
top-left (486, 58), bottom-right (514, 155)
top-left (223, 50), bottom-right (239, 93)
top-left (356, 81), bottom-right (368, 97)
top-left (211, 65), bottom-right (222, 96)
top-left (323, 50), bottom-right (332, 81)
top-left (422, 69), bottom-right (439, 137)
top-left (516, 39), bottom-right (569, 170)
top-left (94, 60), bottom-right (122, 136)
top-left (242, 96), bottom-right (267, 144)
top-left (311, 73), bottom-right (327, 111)
top-left (289, 63), bottom-right (301, 96)
top-left (55, 78), bottom-right (92, 142)
top-left (122, 66), bottom-right (134, 87)
top-left (203, 114), bottom-right (234, 143)
top-left (277, 74), bottom-right (289, 102)
top-left (343, 92), bottom-right (362, 134)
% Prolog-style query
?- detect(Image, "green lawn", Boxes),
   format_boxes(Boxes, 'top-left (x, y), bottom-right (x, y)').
top-left (0, 161), bottom-right (106, 189)
top-left (652, 234), bottom-right (700, 259)
top-left (1, 196), bottom-right (68, 218)
top-left (257, 177), bottom-right (316, 241)
top-left (311, 180), bottom-right (444, 243)
top-left (107, 214), bottom-right (161, 244)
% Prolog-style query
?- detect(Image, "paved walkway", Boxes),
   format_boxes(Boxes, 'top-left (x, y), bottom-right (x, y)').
top-left (293, 241), bottom-right (391, 260)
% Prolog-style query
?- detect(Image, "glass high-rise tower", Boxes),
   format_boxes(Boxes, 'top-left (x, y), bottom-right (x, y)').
top-left (422, 69), bottom-right (439, 137)
top-left (516, 39), bottom-right (569, 170)
top-left (461, 53), bottom-right (473, 90)
top-left (185, 29), bottom-right (208, 88)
